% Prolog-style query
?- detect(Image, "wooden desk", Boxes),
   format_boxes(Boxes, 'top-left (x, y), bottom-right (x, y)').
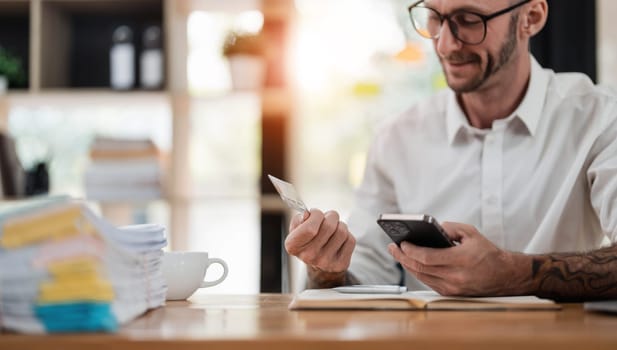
top-left (3, 294), bottom-right (617, 350)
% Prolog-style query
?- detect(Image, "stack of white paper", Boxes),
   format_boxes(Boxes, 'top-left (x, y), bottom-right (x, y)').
top-left (0, 198), bottom-right (167, 333)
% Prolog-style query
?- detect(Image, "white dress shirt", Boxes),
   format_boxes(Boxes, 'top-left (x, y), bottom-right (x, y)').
top-left (347, 56), bottom-right (617, 290)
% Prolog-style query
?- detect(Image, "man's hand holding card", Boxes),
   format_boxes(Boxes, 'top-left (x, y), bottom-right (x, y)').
top-left (268, 175), bottom-right (356, 287)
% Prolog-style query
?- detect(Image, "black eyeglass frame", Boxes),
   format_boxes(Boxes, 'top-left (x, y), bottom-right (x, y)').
top-left (408, 0), bottom-right (532, 45)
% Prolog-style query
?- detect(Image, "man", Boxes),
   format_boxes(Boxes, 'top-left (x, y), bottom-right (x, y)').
top-left (285, 0), bottom-right (617, 301)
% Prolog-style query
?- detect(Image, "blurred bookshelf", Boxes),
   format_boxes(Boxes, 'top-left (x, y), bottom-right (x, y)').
top-left (0, 0), bottom-right (295, 294)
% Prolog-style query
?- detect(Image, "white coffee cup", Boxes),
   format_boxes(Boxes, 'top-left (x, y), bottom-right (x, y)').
top-left (161, 251), bottom-right (228, 300)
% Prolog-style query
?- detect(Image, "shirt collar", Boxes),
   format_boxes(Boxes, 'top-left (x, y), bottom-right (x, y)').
top-left (445, 55), bottom-right (550, 144)
top-left (516, 56), bottom-right (549, 137)
top-left (445, 90), bottom-right (468, 144)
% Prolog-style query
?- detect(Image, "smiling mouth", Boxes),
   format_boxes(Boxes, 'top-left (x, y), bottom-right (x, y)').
top-left (446, 60), bottom-right (475, 66)
top-left (441, 53), bottom-right (480, 66)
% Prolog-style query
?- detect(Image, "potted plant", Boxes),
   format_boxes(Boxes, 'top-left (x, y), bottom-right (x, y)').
top-left (0, 47), bottom-right (27, 93)
top-left (222, 32), bottom-right (266, 91)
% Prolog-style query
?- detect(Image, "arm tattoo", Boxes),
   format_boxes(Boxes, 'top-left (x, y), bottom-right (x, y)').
top-left (531, 244), bottom-right (617, 301)
top-left (306, 269), bottom-right (360, 289)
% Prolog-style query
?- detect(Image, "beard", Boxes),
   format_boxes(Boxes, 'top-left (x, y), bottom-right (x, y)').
top-left (441, 15), bottom-right (519, 93)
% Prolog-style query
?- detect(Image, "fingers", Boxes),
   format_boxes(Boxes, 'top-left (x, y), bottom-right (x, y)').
top-left (284, 209), bottom-right (354, 273)
top-left (413, 271), bottom-right (457, 296)
top-left (388, 242), bottom-right (462, 295)
top-left (320, 221), bottom-right (352, 259)
top-left (441, 222), bottom-right (478, 241)
top-left (285, 209), bottom-right (325, 252)
top-left (308, 210), bottom-right (340, 250)
top-left (289, 210), bottom-right (310, 230)
top-left (332, 234), bottom-right (356, 271)
top-left (313, 223), bottom-right (356, 272)
top-left (395, 241), bottom-right (455, 266)
top-left (388, 243), bottom-right (445, 277)
top-left (337, 233), bottom-right (356, 261)
top-left (295, 211), bottom-right (342, 266)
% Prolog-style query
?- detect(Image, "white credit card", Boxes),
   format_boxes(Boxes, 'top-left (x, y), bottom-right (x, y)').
top-left (267, 174), bottom-right (308, 213)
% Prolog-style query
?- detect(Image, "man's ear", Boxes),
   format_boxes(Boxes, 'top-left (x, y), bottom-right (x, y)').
top-left (522, 0), bottom-right (548, 37)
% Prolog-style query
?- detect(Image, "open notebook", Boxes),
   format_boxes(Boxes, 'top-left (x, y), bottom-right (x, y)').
top-left (289, 289), bottom-right (560, 311)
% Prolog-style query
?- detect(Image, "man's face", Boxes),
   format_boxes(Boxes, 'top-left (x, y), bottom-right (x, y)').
top-left (425, 0), bottom-right (521, 93)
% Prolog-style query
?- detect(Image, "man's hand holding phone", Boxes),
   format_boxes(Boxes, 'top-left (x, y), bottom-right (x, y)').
top-left (387, 222), bottom-right (530, 296)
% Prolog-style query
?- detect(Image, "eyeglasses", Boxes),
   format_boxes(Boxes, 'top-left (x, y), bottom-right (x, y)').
top-left (408, 0), bottom-right (531, 45)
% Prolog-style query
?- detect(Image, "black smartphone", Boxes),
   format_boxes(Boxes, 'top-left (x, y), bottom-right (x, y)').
top-left (377, 214), bottom-right (455, 248)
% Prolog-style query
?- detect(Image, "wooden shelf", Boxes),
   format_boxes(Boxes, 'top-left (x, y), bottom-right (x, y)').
top-left (40, 0), bottom-right (162, 14)
top-left (260, 193), bottom-right (288, 213)
top-left (185, 0), bottom-right (261, 14)
top-left (35, 0), bottom-right (164, 90)
top-left (6, 89), bottom-right (168, 107)
top-left (188, 88), bottom-right (291, 113)
top-left (0, 1), bottom-right (30, 13)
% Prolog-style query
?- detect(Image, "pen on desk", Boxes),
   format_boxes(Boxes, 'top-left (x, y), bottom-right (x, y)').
top-left (333, 285), bottom-right (407, 294)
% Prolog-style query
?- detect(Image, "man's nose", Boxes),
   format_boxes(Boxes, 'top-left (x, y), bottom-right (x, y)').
top-left (436, 20), bottom-right (463, 55)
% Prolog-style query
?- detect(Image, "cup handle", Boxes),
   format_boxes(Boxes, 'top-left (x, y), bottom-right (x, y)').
top-left (200, 258), bottom-right (229, 288)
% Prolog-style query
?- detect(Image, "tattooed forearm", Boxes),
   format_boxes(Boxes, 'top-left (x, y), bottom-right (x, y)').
top-left (306, 268), bottom-right (360, 289)
top-left (531, 244), bottom-right (617, 301)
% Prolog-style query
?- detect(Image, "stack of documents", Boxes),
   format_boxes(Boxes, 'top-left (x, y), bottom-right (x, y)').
top-left (84, 136), bottom-right (163, 202)
top-left (0, 198), bottom-right (167, 333)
